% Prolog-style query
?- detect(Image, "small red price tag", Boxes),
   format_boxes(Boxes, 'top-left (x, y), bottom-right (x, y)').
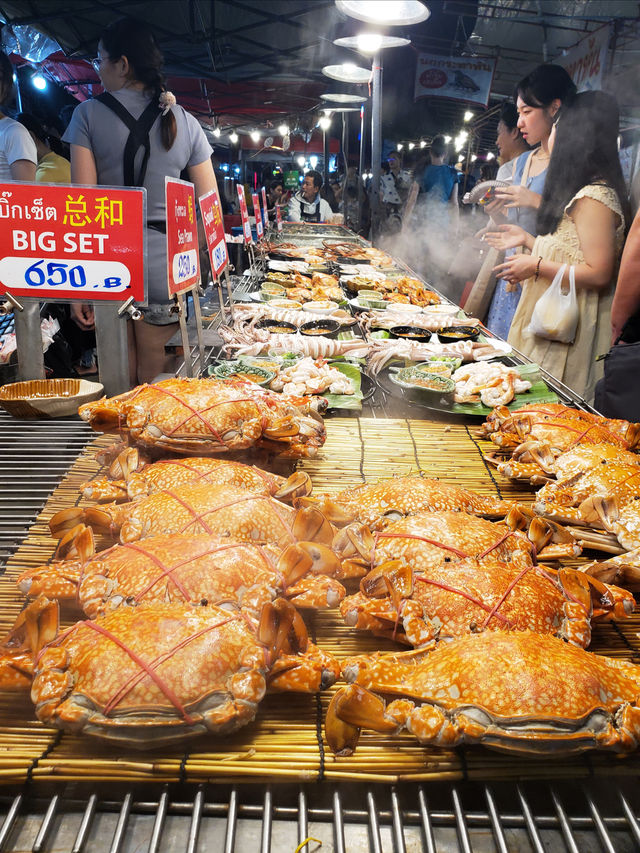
top-left (0, 182), bottom-right (146, 301)
top-left (236, 184), bottom-right (252, 244)
top-left (199, 186), bottom-right (228, 279)
top-left (166, 177), bottom-right (200, 297)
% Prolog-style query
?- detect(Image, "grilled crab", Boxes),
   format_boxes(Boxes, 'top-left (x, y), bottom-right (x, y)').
top-left (0, 597), bottom-right (58, 690)
top-left (295, 475), bottom-right (512, 530)
top-left (333, 509), bottom-right (580, 579)
top-left (19, 532), bottom-right (345, 618)
top-left (81, 449), bottom-right (312, 504)
top-left (49, 483), bottom-right (336, 549)
top-left (340, 556), bottom-right (634, 649)
top-left (481, 403), bottom-right (640, 450)
top-left (326, 632), bottom-right (640, 756)
top-left (78, 377), bottom-right (326, 458)
top-left (32, 598), bottom-right (339, 748)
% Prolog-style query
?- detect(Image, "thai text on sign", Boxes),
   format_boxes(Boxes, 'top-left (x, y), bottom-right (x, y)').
top-left (236, 184), bottom-right (252, 244)
top-left (251, 192), bottom-right (264, 240)
top-left (199, 186), bottom-right (228, 279)
top-left (0, 182), bottom-right (146, 301)
top-left (166, 177), bottom-right (200, 297)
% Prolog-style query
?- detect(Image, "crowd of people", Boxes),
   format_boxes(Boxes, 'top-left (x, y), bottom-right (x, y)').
top-left (1, 19), bottom-right (639, 413)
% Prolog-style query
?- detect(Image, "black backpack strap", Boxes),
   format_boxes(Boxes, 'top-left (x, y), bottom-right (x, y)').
top-left (96, 92), bottom-right (162, 187)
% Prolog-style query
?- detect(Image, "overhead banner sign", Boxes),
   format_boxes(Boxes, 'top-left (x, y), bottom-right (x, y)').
top-left (414, 53), bottom-right (496, 107)
top-left (165, 177), bottom-right (200, 297)
top-left (557, 24), bottom-right (610, 92)
top-left (0, 182), bottom-right (146, 301)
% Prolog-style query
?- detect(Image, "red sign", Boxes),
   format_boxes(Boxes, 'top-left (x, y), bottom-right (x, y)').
top-left (166, 177), bottom-right (200, 297)
top-left (0, 182), bottom-right (146, 301)
top-left (251, 192), bottom-right (264, 240)
top-left (261, 186), bottom-right (269, 229)
top-left (199, 187), bottom-right (228, 279)
top-left (236, 185), bottom-right (252, 244)
top-left (275, 203), bottom-right (283, 233)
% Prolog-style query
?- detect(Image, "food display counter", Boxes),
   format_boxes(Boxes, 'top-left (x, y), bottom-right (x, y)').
top-left (0, 224), bottom-right (639, 851)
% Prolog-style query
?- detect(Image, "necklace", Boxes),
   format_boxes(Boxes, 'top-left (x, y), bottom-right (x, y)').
top-left (534, 148), bottom-right (550, 161)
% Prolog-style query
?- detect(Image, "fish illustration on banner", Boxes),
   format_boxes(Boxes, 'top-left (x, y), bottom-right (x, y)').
top-left (414, 53), bottom-right (496, 107)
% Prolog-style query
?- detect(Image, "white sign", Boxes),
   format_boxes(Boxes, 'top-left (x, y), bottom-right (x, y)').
top-left (414, 53), bottom-right (496, 107)
top-left (557, 24), bottom-right (610, 92)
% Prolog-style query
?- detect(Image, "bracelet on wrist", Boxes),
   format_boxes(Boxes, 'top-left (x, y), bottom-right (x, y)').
top-left (534, 256), bottom-right (543, 281)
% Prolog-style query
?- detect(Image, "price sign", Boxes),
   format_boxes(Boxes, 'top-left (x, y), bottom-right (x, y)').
top-left (0, 182), bottom-right (146, 301)
top-left (236, 184), bottom-right (253, 244)
top-left (261, 186), bottom-right (269, 229)
top-left (166, 177), bottom-right (200, 297)
top-left (275, 203), bottom-right (283, 233)
top-left (199, 186), bottom-right (228, 279)
top-left (251, 192), bottom-right (263, 240)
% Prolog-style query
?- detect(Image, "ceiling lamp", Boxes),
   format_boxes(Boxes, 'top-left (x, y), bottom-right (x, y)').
top-left (318, 115), bottom-right (332, 130)
top-left (322, 63), bottom-right (371, 83)
top-left (486, 152), bottom-right (495, 160)
top-left (213, 127), bottom-right (221, 138)
top-left (464, 110), bottom-right (474, 122)
top-left (32, 73), bottom-right (47, 90)
top-left (250, 130), bottom-right (261, 143)
top-left (278, 123), bottom-right (289, 135)
top-left (229, 131), bottom-right (239, 144)
top-left (333, 34), bottom-right (410, 52)
top-left (335, 0), bottom-right (430, 26)
top-left (321, 106), bottom-right (360, 113)
top-left (320, 93), bottom-right (366, 103)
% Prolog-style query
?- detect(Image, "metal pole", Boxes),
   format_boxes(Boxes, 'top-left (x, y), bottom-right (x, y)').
top-left (358, 103), bottom-right (365, 233)
top-left (94, 302), bottom-right (130, 396)
top-left (13, 299), bottom-right (44, 380)
top-left (370, 51), bottom-right (382, 243)
top-left (323, 129), bottom-right (330, 191)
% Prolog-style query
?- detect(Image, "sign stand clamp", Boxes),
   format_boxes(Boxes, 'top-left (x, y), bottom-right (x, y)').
top-left (0, 291), bottom-right (23, 316)
top-left (117, 296), bottom-right (143, 322)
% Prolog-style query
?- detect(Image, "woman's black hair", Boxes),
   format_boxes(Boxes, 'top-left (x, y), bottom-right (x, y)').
top-left (0, 51), bottom-right (14, 105)
top-left (536, 90), bottom-right (630, 236)
top-left (100, 17), bottom-right (176, 150)
top-left (498, 101), bottom-right (519, 131)
top-left (515, 63), bottom-right (577, 110)
top-left (16, 112), bottom-right (67, 157)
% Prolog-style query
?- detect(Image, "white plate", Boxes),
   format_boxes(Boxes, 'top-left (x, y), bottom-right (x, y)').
top-left (421, 303), bottom-right (460, 317)
top-left (474, 338), bottom-right (513, 360)
top-left (267, 260), bottom-right (309, 273)
top-left (348, 296), bottom-right (388, 312)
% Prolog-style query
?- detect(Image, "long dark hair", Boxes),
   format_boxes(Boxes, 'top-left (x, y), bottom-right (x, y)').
top-left (536, 91), bottom-right (630, 235)
top-left (16, 113), bottom-right (68, 157)
top-left (100, 17), bottom-right (176, 150)
top-left (0, 51), bottom-right (14, 105)
top-left (515, 64), bottom-right (577, 109)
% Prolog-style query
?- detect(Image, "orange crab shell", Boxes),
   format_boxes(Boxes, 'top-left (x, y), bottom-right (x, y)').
top-left (32, 601), bottom-right (339, 748)
top-left (327, 632), bottom-right (640, 756)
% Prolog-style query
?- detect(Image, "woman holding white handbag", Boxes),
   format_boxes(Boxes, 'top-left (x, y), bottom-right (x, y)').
top-left (485, 91), bottom-right (629, 402)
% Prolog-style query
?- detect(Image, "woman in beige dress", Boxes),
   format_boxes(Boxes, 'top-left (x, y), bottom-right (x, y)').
top-left (486, 91), bottom-right (629, 403)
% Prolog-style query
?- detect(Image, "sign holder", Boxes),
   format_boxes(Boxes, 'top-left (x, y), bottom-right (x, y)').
top-left (0, 181), bottom-right (147, 394)
top-left (165, 176), bottom-right (205, 378)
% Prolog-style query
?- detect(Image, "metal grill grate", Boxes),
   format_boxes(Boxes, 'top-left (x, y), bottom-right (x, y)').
top-left (1, 779), bottom-right (639, 852)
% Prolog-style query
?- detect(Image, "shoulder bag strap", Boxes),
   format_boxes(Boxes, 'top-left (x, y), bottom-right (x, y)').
top-left (95, 92), bottom-right (162, 187)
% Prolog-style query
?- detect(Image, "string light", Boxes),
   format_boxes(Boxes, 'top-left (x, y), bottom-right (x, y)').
top-left (213, 127), bottom-right (221, 138)
top-left (419, 140), bottom-right (427, 148)
top-left (397, 143), bottom-right (403, 151)
top-left (464, 110), bottom-right (474, 122)
top-left (250, 130), bottom-right (261, 143)
top-left (444, 135), bottom-right (452, 143)
top-left (486, 151), bottom-right (495, 161)
top-left (278, 124), bottom-right (289, 136)
top-left (229, 131), bottom-right (239, 144)
top-left (408, 142), bottom-right (415, 150)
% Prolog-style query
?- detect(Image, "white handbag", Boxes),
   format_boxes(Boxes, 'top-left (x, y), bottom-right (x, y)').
top-left (526, 263), bottom-right (579, 344)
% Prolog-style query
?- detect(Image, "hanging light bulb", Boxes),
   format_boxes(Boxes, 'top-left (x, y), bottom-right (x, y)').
top-left (419, 140), bottom-right (427, 148)
top-left (444, 135), bottom-right (452, 144)
top-left (397, 143), bottom-right (403, 151)
top-left (297, 155), bottom-right (306, 168)
top-left (408, 142), bottom-right (415, 150)
top-left (229, 131), bottom-right (239, 144)
top-left (213, 127), bottom-right (221, 138)
top-left (32, 73), bottom-right (47, 90)
top-left (309, 155), bottom-right (318, 169)
top-left (470, 154), bottom-right (477, 162)
top-left (464, 110), bottom-right (474, 122)
top-left (278, 123), bottom-right (289, 136)
top-left (318, 115), bottom-right (332, 130)
top-left (486, 151), bottom-right (495, 161)
top-left (250, 130), bottom-right (261, 143)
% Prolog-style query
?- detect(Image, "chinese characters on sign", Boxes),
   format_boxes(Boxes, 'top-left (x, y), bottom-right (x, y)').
top-left (236, 184), bottom-right (253, 244)
top-left (199, 187), bottom-right (228, 280)
top-left (165, 177), bottom-right (200, 297)
top-left (251, 192), bottom-right (264, 240)
top-left (0, 183), bottom-right (146, 301)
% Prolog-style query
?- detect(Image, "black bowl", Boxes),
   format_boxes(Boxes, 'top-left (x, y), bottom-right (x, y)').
top-left (299, 319), bottom-right (341, 339)
top-left (255, 318), bottom-right (298, 335)
top-left (436, 325), bottom-right (480, 343)
top-left (389, 325), bottom-right (432, 344)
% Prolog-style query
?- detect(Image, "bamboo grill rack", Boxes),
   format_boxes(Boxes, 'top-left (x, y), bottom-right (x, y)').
top-left (2, 417), bottom-right (640, 788)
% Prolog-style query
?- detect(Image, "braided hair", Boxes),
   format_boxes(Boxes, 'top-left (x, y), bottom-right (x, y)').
top-left (100, 17), bottom-right (176, 150)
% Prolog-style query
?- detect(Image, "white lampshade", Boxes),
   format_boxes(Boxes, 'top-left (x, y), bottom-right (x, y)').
top-left (336, 0), bottom-right (430, 26)
top-left (322, 63), bottom-right (371, 83)
top-left (333, 34), bottom-right (410, 52)
top-left (320, 93), bottom-right (366, 103)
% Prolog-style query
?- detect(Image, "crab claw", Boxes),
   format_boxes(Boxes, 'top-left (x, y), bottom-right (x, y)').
top-left (296, 542), bottom-right (342, 577)
top-left (0, 596), bottom-right (59, 690)
top-left (361, 560), bottom-right (413, 610)
top-left (291, 506), bottom-right (335, 547)
top-left (294, 496), bottom-right (355, 527)
top-left (580, 549), bottom-right (640, 587)
top-left (529, 517), bottom-right (582, 560)
top-left (556, 568), bottom-right (635, 622)
top-left (273, 471), bottom-right (313, 503)
top-left (108, 447), bottom-right (143, 481)
top-left (53, 523), bottom-right (95, 563)
top-left (258, 598), bottom-right (309, 661)
top-left (326, 684), bottom-right (399, 755)
top-left (49, 507), bottom-right (87, 538)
